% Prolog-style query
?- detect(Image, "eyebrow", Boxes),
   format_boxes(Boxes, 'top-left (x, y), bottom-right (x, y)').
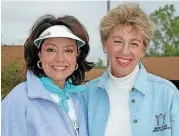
top-left (44, 43), bottom-right (76, 48)
top-left (63, 44), bottom-right (76, 48)
top-left (112, 36), bottom-right (123, 39)
top-left (130, 38), bottom-right (142, 43)
top-left (112, 36), bottom-right (142, 43)
top-left (44, 43), bottom-right (56, 47)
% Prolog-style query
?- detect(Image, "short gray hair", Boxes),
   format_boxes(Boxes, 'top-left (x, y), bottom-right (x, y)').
top-left (100, 2), bottom-right (155, 49)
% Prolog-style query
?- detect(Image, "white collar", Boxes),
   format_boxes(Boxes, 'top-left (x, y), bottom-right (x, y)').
top-left (108, 64), bottom-right (139, 88)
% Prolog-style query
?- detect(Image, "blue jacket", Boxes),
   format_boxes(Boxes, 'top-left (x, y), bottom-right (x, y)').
top-left (83, 63), bottom-right (179, 136)
top-left (2, 71), bottom-right (88, 136)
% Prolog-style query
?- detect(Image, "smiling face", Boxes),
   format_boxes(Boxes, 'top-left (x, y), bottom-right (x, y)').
top-left (103, 25), bottom-right (145, 78)
top-left (39, 37), bottom-right (78, 87)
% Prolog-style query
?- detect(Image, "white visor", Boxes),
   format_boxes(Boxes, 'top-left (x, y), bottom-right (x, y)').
top-left (33, 25), bottom-right (85, 48)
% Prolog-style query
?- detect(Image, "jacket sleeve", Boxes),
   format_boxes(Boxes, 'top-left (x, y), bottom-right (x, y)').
top-left (1, 88), bottom-right (28, 136)
top-left (171, 89), bottom-right (179, 136)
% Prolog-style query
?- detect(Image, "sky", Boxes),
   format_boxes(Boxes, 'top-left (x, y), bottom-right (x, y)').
top-left (1, 0), bottom-right (179, 65)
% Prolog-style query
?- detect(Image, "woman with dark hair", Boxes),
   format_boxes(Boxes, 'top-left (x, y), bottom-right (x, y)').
top-left (2, 14), bottom-right (94, 136)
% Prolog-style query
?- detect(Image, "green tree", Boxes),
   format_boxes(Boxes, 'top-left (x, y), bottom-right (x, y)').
top-left (1, 60), bottom-right (25, 100)
top-left (94, 58), bottom-right (106, 69)
top-left (148, 4), bottom-right (179, 56)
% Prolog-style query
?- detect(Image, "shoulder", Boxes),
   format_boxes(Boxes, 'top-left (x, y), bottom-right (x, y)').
top-left (85, 77), bottom-right (101, 88)
top-left (83, 77), bottom-right (102, 95)
top-left (147, 73), bottom-right (178, 93)
top-left (82, 75), bottom-right (108, 103)
top-left (82, 77), bottom-right (102, 100)
top-left (2, 82), bottom-right (30, 135)
top-left (3, 81), bottom-right (28, 101)
top-left (2, 81), bottom-right (28, 113)
top-left (145, 73), bottom-right (179, 104)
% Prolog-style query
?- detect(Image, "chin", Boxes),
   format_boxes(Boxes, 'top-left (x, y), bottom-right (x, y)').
top-left (55, 76), bottom-right (68, 81)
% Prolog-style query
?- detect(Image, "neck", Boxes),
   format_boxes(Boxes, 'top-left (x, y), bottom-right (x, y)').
top-left (53, 80), bottom-right (65, 89)
top-left (110, 65), bottom-right (139, 79)
top-left (108, 64), bottom-right (139, 87)
top-left (112, 72), bottom-right (126, 78)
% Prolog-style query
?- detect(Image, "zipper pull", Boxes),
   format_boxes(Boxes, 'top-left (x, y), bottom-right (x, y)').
top-left (73, 120), bottom-right (79, 136)
top-left (75, 129), bottom-right (79, 136)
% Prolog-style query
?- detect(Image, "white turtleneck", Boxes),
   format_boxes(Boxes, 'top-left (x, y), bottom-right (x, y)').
top-left (105, 65), bottom-right (139, 136)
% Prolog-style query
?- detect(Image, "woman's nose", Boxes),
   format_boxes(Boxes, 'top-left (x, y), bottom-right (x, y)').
top-left (120, 44), bottom-right (130, 55)
top-left (54, 51), bottom-right (65, 62)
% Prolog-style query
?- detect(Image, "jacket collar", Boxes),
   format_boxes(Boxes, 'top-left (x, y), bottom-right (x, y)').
top-left (26, 71), bottom-right (54, 101)
top-left (98, 70), bottom-right (109, 90)
top-left (98, 63), bottom-right (148, 95)
top-left (133, 63), bottom-right (148, 95)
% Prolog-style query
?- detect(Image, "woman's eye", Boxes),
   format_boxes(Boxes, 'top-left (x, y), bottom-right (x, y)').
top-left (131, 43), bottom-right (138, 47)
top-left (114, 40), bottom-right (122, 44)
top-left (46, 48), bottom-right (54, 52)
top-left (66, 49), bottom-right (73, 53)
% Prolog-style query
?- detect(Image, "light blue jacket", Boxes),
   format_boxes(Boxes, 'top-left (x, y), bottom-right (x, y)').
top-left (2, 71), bottom-right (88, 136)
top-left (83, 63), bottom-right (179, 136)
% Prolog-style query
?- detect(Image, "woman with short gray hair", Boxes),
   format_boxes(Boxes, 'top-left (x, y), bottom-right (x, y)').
top-left (84, 3), bottom-right (179, 136)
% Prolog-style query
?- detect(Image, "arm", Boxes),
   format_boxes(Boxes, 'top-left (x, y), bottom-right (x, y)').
top-left (1, 90), bottom-right (28, 136)
top-left (171, 90), bottom-right (179, 136)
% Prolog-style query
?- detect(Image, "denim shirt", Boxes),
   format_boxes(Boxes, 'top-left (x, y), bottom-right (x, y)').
top-left (2, 71), bottom-right (88, 136)
top-left (83, 63), bottom-right (179, 136)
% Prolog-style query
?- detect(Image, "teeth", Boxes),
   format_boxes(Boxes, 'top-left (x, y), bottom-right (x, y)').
top-left (118, 58), bottom-right (130, 63)
top-left (53, 66), bottom-right (67, 70)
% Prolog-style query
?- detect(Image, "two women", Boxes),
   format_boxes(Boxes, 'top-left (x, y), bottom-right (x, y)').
top-left (2, 15), bottom-right (94, 136)
top-left (84, 3), bottom-right (179, 136)
top-left (2, 3), bottom-right (179, 136)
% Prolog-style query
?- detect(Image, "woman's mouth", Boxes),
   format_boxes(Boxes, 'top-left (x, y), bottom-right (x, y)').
top-left (116, 57), bottom-right (132, 66)
top-left (51, 65), bottom-right (67, 71)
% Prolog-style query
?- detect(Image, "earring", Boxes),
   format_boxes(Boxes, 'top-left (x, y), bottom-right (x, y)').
top-left (37, 60), bottom-right (42, 69)
top-left (103, 48), bottom-right (107, 53)
top-left (75, 63), bottom-right (78, 70)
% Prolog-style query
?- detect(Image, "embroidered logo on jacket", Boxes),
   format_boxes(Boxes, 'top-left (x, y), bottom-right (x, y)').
top-left (153, 112), bottom-right (171, 132)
